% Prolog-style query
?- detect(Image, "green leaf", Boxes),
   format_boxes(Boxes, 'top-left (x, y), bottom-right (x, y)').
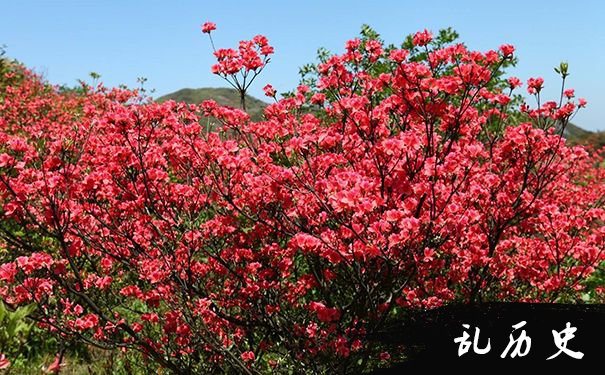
top-left (0, 302), bottom-right (6, 323)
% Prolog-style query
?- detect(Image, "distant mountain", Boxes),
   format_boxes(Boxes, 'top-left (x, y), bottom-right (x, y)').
top-left (564, 123), bottom-right (592, 141)
top-left (156, 87), bottom-right (267, 121)
top-left (561, 123), bottom-right (605, 150)
top-left (566, 125), bottom-right (605, 150)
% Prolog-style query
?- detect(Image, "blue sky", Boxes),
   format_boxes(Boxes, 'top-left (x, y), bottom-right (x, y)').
top-left (2, 0), bottom-right (604, 130)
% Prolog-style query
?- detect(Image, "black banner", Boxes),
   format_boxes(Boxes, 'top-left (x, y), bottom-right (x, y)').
top-left (371, 303), bottom-right (605, 373)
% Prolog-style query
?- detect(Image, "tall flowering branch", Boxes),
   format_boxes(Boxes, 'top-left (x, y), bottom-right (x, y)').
top-left (202, 22), bottom-right (274, 111)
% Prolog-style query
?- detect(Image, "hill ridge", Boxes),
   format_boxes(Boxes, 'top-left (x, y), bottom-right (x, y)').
top-left (156, 87), bottom-right (267, 121)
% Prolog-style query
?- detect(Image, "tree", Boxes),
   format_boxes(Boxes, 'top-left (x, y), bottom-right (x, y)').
top-left (0, 24), bottom-right (603, 374)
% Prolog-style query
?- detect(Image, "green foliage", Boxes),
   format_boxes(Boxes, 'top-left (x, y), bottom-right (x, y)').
top-left (0, 302), bottom-right (36, 351)
top-left (0, 302), bottom-right (58, 371)
top-left (2, 348), bottom-right (153, 375)
top-left (0, 300), bottom-right (152, 373)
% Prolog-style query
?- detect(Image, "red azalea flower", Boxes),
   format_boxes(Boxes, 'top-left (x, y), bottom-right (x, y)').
top-left (263, 84), bottom-right (276, 97)
top-left (201, 21), bottom-right (216, 33)
top-left (412, 29), bottom-right (433, 46)
top-left (499, 44), bottom-right (515, 57)
top-left (0, 354), bottom-right (10, 369)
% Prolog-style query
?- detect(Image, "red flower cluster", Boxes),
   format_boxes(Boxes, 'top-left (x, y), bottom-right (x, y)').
top-left (527, 76), bottom-right (544, 94)
top-left (211, 37), bottom-right (272, 75)
top-left (207, 31), bottom-right (272, 80)
top-left (0, 25), bottom-right (603, 374)
top-left (413, 29), bottom-right (433, 46)
top-left (262, 83), bottom-right (276, 97)
top-left (202, 25), bottom-right (274, 109)
top-left (201, 22), bottom-right (216, 34)
top-left (0, 354), bottom-right (9, 369)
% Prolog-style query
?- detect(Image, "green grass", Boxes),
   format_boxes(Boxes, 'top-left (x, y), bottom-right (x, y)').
top-left (5, 347), bottom-right (155, 375)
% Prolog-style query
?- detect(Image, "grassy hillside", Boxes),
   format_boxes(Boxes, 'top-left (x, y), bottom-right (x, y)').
top-left (563, 123), bottom-right (605, 150)
top-left (568, 128), bottom-right (605, 149)
top-left (565, 123), bottom-right (593, 141)
top-left (156, 87), bottom-right (267, 121)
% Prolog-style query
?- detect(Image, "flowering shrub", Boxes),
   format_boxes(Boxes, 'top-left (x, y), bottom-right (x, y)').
top-left (0, 25), bottom-right (604, 374)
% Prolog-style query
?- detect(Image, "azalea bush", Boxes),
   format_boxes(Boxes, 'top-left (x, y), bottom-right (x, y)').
top-left (0, 24), bottom-right (604, 374)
